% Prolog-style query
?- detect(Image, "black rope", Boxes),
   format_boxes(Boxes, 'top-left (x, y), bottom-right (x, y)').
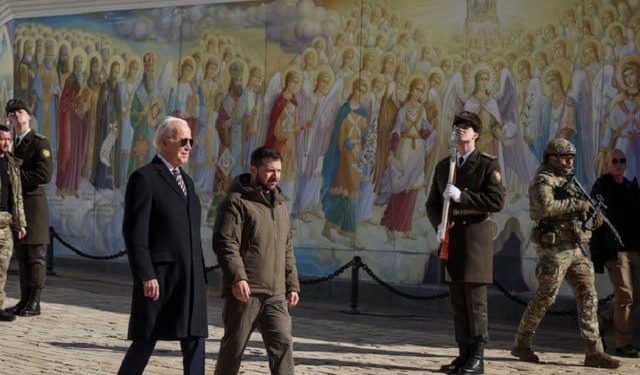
top-left (360, 263), bottom-right (450, 300)
top-left (299, 260), bottom-right (354, 285)
top-left (492, 280), bottom-right (614, 316)
top-left (50, 228), bottom-right (617, 317)
top-left (52, 230), bottom-right (127, 260)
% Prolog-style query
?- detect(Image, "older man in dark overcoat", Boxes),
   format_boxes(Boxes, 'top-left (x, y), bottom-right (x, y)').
top-left (118, 116), bottom-right (208, 375)
top-left (426, 111), bottom-right (505, 375)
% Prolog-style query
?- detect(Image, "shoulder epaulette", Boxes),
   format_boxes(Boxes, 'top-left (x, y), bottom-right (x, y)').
top-left (34, 133), bottom-right (46, 140)
top-left (480, 152), bottom-right (497, 160)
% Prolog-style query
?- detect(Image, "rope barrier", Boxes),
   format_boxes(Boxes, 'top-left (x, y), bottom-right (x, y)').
top-left (50, 228), bottom-right (616, 317)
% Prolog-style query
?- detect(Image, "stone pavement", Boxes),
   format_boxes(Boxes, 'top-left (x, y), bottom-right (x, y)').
top-left (0, 267), bottom-right (638, 375)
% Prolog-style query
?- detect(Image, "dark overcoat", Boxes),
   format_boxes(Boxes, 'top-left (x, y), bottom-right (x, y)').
top-left (14, 130), bottom-right (52, 245)
top-left (426, 150), bottom-right (505, 284)
top-left (123, 156), bottom-right (208, 340)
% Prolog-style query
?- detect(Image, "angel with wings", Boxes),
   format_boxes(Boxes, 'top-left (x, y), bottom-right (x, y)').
top-left (264, 66), bottom-right (303, 211)
top-left (357, 74), bottom-right (386, 225)
top-left (321, 78), bottom-right (369, 249)
top-left (294, 65), bottom-right (342, 223)
top-left (378, 76), bottom-right (435, 242)
top-left (373, 62), bottom-right (409, 194)
top-left (601, 56), bottom-right (640, 179)
top-left (492, 58), bottom-right (537, 200)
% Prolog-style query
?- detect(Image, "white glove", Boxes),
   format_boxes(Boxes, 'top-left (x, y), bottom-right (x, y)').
top-left (443, 184), bottom-right (462, 202)
top-left (436, 223), bottom-right (445, 243)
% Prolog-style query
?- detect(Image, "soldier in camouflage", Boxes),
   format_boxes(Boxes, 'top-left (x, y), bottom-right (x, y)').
top-left (0, 124), bottom-right (27, 322)
top-left (511, 138), bottom-right (620, 369)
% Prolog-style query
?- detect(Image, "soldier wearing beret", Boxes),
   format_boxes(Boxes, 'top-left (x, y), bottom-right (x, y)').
top-left (4, 98), bottom-right (52, 317)
top-left (426, 111), bottom-right (505, 374)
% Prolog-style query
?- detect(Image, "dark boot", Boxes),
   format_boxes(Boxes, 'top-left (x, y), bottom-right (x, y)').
top-left (460, 338), bottom-right (484, 374)
top-left (5, 274), bottom-right (29, 315)
top-left (19, 288), bottom-right (41, 317)
top-left (0, 310), bottom-right (16, 322)
top-left (440, 343), bottom-right (468, 374)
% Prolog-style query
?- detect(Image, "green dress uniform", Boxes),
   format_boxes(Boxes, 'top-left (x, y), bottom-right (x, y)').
top-left (426, 149), bottom-right (504, 373)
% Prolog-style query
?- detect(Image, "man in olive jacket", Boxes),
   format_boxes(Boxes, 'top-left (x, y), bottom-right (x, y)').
top-left (213, 146), bottom-right (300, 375)
top-left (4, 99), bottom-right (52, 317)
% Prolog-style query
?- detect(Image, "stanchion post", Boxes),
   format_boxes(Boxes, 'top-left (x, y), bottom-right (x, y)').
top-left (346, 256), bottom-right (361, 314)
top-left (46, 226), bottom-right (56, 276)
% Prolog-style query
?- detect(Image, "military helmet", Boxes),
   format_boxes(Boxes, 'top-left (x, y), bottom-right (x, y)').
top-left (543, 138), bottom-right (576, 159)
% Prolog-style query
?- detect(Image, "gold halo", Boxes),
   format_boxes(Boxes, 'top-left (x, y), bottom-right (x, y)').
top-left (380, 51), bottom-right (396, 69)
top-left (582, 37), bottom-right (603, 63)
top-left (469, 62), bottom-right (494, 94)
top-left (370, 73), bottom-right (385, 90)
top-left (344, 74), bottom-right (369, 98)
top-left (360, 48), bottom-right (379, 68)
top-left (551, 36), bottom-right (571, 58)
top-left (542, 64), bottom-right (570, 97)
top-left (125, 55), bottom-right (142, 81)
top-left (302, 47), bottom-right (318, 65)
top-left (426, 66), bottom-right (445, 86)
top-left (13, 36), bottom-right (23, 58)
top-left (56, 39), bottom-right (70, 58)
top-left (201, 53), bottom-right (220, 78)
top-left (106, 54), bottom-right (125, 80)
top-left (406, 72), bottom-right (426, 100)
top-left (606, 21), bottom-right (626, 41)
top-left (311, 35), bottom-right (326, 50)
top-left (70, 47), bottom-right (88, 73)
top-left (282, 64), bottom-right (302, 86)
top-left (178, 56), bottom-right (196, 82)
top-left (314, 64), bottom-right (335, 88)
top-left (228, 58), bottom-right (249, 87)
top-left (514, 56), bottom-right (533, 75)
top-left (20, 36), bottom-right (34, 56)
top-left (87, 51), bottom-right (103, 73)
top-left (43, 38), bottom-right (58, 60)
top-left (615, 55), bottom-right (640, 94)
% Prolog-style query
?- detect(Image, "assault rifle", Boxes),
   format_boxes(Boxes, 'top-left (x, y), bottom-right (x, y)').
top-left (568, 174), bottom-right (625, 247)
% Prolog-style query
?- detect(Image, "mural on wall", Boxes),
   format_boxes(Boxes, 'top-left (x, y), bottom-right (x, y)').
top-left (4, 0), bottom-right (640, 294)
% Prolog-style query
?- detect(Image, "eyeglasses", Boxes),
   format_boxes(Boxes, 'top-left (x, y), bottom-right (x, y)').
top-left (166, 137), bottom-right (193, 147)
top-left (611, 158), bottom-right (627, 165)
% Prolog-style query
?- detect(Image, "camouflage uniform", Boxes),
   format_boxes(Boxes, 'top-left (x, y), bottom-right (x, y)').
top-left (0, 153), bottom-right (26, 309)
top-left (512, 139), bottom-right (619, 369)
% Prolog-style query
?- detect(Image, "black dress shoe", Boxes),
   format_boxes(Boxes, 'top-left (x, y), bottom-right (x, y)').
top-left (615, 344), bottom-right (640, 358)
top-left (0, 310), bottom-right (16, 322)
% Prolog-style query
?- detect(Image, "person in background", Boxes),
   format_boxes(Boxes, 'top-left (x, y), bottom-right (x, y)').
top-left (0, 124), bottom-right (26, 322)
top-left (590, 148), bottom-right (640, 358)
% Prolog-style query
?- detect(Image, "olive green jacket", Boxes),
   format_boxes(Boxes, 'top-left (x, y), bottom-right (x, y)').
top-left (213, 173), bottom-right (300, 297)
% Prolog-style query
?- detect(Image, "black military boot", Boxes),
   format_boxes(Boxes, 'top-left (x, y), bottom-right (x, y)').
top-left (440, 343), bottom-right (468, 374)
top-left (19, 288), bottom-right (41, 317)
top-left (0, 309), bottom-right (16, 322)
top-left (460, 338), bottom-right (484, 374)
top-left (5, 275), bottom-right (29, 315)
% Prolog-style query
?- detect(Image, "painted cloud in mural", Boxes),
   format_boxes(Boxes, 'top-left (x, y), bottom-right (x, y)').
top-left (244, 0), bottom-right (341, 52)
